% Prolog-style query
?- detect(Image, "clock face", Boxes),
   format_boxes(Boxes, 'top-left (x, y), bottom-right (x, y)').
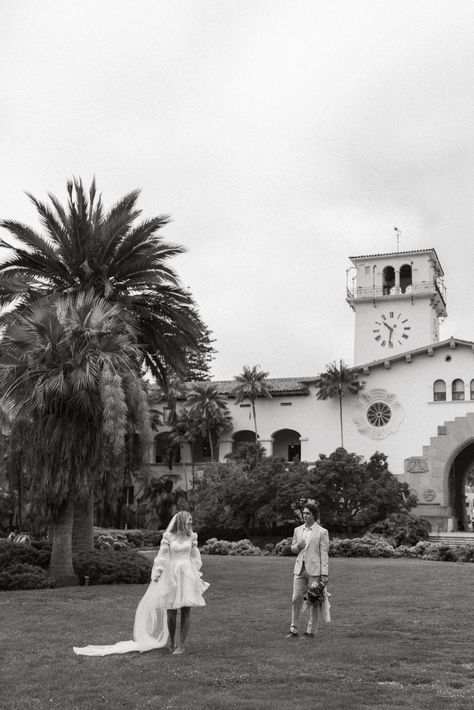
top-left (373, 312), bottom-right (411, 349)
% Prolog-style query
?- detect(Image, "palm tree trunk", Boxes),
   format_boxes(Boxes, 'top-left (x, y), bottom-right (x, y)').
top-left (252, 401), bottom-right (258, 443)
top-left (72, 494), bottom-right (95, 553)
top-left (49, 498), bottom-right (79, 586)
top-left (209, 430), bottom-right (214, 461)
top-left (339, 391), bottom-right (344, 448)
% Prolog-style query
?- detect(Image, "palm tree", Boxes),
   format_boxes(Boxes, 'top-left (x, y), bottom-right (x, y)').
top-left (0, 292), bottom-right (151, 585)
top-left (312, 360), bottom-right (363, 448)
top-left (168, 408), bottom-right (201, 491)
top-left (0, 178), bottom-right (205, 385)
top-left (186, 382), bottom-right (232, 461)
top-left (0, 178), bottom-right (206, 546)
top-left (234, 365), bottom-right (272, 443)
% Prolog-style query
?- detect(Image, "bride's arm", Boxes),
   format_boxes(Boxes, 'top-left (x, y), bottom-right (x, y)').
top-left (190, 532), bottom-right (202, 570)
top-left (151, 532), bottom-right (170, 581)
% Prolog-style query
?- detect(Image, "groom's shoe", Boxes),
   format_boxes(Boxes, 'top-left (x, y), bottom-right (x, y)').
top-left (285, 630), bottom-right (298, 638)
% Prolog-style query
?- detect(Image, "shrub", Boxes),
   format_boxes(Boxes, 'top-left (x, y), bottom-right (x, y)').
top-left (368, 513), bottom-right (431, 547)
top-left (456, 545), bottom-right (474, 562)
top-left (422, 544), bottom-right (459, 562)
top-left (94, 533), bottom-right (134, 551)
top-left (72, 550), bottom-right (152, 585)
top-left (0, 542), bottom-right (50, 569)
top-left (272, 537), bottom-right (292, 556)
top-left (200, 538), bottom-right (261, 556)
top-left (329, 538), bottom-right (371, 557)
top-left (125, 530), bottom-right (163, 548)
top-left (200, 538), bottom-right (233, 555)
top-left (93, 529), bottom-right (163, 550)
top-left (228, 539), bottom-right (262, 556)
top-left (329, 536), bottom-right (396, 558)
top-left (394, 545), bottom-right (420, 559)
top-left (30, 539), bottom-right (53, 553)
top-left (412, 540), bottom-right (431, 556)
top-left (0, 562), bottom-right (54, 590)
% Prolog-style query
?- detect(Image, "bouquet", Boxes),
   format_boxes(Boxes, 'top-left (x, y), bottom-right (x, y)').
top-left (303, 581), bottom-right (327, 606)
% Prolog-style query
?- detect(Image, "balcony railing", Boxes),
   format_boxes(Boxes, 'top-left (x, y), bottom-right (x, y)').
top-left (346, 279), bottom-right (446, 307)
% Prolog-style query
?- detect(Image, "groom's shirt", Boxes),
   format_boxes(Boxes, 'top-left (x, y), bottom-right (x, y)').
top-left (302, 523), bottom-right (316, 562)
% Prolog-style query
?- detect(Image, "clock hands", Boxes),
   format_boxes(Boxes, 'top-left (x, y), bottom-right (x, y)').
top-left (382, 321), bottom-right (394, 347)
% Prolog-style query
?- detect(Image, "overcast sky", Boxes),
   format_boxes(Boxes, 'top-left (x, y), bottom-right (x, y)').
top-left (2, 0), bottom-right (474, 380)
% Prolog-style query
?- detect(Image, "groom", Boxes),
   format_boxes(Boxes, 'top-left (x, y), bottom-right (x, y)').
top-left (286, 499), bottom-right (329, 639)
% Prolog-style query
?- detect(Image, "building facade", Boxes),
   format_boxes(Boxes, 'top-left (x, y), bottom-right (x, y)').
top-left (147, 247), bottom-right (474, 533)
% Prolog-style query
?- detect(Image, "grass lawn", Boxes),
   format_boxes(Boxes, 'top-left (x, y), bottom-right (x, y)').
top-left (2, 555), bottom-right (474, 710)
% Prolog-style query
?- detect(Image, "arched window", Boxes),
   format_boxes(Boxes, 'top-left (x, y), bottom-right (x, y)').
top-left (382, 266), bottom-right (395, 295)
top-left (400, 263), bottom-right (413, 293)
top-left (470, 379), bottom-right (474, 400)
top-left (433, 380), bottom-right (446, 402)
top-left (452, 379), bottom-right (465, 401)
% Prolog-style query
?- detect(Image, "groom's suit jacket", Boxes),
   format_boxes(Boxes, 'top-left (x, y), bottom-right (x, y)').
top-left (291, 522), bottom-right (329, 577)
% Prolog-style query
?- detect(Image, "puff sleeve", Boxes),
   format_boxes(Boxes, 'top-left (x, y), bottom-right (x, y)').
top-left (151, 531), bottom-right (170, 581)
top-left (190, 532), bottom-right (202, 570)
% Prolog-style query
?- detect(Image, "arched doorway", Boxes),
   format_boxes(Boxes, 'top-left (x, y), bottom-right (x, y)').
top-left (448, 442), bottom-right (474, 532)
top-left (154, 432), bottom-right (180, 469)
top-left (406, 413), bottom-right (474, 532)
top-left (232, 430), bottom-right (256, 454)
top-left (273, 429), bottom-right (301, 461)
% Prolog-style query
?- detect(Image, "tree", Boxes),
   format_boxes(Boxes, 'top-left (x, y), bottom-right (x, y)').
top-left (360, 452), bottom-right (417, 525)
top-left (233, 365), bottom-right (272, 443)
top-left (0, 178), bottom-right (207, 547)
top-left (186, 382), bottom-right (232, 461)
top-left (0, 292), bottom-right (151, 584)
top-left (183, 323), bottom-right (217, 381)
top-left (310, 448), bottom-right (415, 533)
top-left (168, 408), bottom-right (201, 489)
top-left (225, 441), bottom-right (266, 471)
top-left (313, 360), bottom-right (363, 448)
top-left (0, 178), bottom-right (205, 386)
top-left (309, 448), bottom-right (368, 532)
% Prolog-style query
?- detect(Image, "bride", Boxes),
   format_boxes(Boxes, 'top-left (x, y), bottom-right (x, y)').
top-left (73, 511), bottom-right (209, 656)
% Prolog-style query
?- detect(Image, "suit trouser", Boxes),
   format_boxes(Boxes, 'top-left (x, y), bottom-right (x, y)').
top-left (290, 564), bottom-right (321, 634)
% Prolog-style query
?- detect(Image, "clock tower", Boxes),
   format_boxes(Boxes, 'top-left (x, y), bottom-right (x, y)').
top-left (346, 249), bottom-right (447, 365)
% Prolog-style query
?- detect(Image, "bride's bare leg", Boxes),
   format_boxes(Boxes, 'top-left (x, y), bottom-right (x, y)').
top-left (173, 607), bottom-right (190, 654)
top-left (180, 607), bottom-right (191, 647)
top-left (167, 610), bottom-right (177, 651)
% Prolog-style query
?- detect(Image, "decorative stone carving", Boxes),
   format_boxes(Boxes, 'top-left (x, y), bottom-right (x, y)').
top-left (405, 457), bottom-right (429, 474)
top-left (352, 388), bottom-right (404, 440)
top-left (422, 488), bottom-right (436, 502)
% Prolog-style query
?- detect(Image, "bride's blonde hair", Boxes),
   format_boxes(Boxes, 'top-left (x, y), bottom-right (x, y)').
top-left (168, 511), bottom-right (192, 536)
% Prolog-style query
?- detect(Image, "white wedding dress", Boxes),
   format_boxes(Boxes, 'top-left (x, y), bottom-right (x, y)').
top-left (73, 530), bottom-right (209, 656)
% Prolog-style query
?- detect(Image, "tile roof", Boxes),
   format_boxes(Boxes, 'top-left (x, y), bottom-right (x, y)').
top-left (352, 337), bottom-right (474, 371)
top-left (148, 377), bottom-right (312, 401)
top-left (212, 377), bottom-right (312, 396)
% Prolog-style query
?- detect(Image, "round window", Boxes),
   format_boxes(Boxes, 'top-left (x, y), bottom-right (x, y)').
top-left (367, 402), bottom-right (392, 427)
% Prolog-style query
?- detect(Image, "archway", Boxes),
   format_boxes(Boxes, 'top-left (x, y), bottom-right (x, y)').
top-left (272, 428), bottom-right (301, 461)
top-left (232, 430), bottom-right (256, 454)
top-left (404, 413), bottom-right (474, 532)
top-left (447, 443), bottom-right (474, 532)
top-left (399, 263), bottom-right (413, 293)
top-left (154, 432), bottom-right (180, 469)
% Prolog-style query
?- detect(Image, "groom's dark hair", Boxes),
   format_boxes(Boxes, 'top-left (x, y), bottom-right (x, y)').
top-left (304, 500), bottom-right (319, 519)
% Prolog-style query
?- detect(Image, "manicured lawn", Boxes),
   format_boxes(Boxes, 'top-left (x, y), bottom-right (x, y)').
top-left (2, 555), bottom-right (474, 709)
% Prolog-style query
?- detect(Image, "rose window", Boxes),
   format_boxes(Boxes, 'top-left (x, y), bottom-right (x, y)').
top-left (367, 402), bottom-right (392, 427)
